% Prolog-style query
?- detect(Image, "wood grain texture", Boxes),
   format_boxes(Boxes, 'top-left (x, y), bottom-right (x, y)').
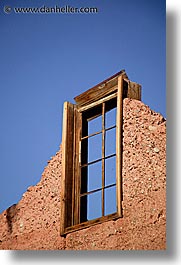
top-left (74, 69), bottom-right (128, 107)
top-left (116, 75), bottom-right (123, 217)
top-left (127, 81), bottom-right (141, 100)
top-left (60, 102), bottom-right (74, 235)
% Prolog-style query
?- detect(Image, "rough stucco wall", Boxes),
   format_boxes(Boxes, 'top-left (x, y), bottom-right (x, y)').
top-left (0, 149), bottom-right (65, 250)
top-left (0, 98), bottom-right (166, 250)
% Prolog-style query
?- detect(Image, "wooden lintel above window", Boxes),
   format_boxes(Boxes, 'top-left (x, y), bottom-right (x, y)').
top-left (74, 70), bottom-right (141, 108)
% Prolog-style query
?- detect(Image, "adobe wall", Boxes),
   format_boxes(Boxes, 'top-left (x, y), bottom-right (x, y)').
top-left (0, 98), bottom-right (166, 250)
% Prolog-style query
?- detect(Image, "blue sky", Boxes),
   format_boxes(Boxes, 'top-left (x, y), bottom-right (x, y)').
top-left (0, 0), bottom-right (166, 213)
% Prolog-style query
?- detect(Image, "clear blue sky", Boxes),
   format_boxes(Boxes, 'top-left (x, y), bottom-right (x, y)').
top-left (0, 0), bottom-right (165, 213)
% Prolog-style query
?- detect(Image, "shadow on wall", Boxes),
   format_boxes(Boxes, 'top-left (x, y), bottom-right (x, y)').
top-left (6, 204), bottom-right (17, 234)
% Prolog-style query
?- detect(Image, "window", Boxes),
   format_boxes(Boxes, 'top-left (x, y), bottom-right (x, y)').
top-left (60, 70), bottom-right (141, 235)
top-left (80, 97), bottom-right (117, 223)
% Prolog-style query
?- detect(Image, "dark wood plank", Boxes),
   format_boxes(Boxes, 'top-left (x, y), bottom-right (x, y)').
top-left (73, 109), bottom-right (83, 225)
top-left (102, 103), bottom-right (105, 216)
top-left (116, 76), bottom-right (123, 217)
top-left (60, 102), bottom-right (74, 235)
top-left (127, 81), bottom-right (141, 100)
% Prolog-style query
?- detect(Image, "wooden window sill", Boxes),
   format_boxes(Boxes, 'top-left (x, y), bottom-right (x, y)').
top-left (61, 212), bottom-right (122, 236)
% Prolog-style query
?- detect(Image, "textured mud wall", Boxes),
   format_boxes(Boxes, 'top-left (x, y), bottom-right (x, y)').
top-left (0, 98), bottom-right (166, 250)
top-left (0, 149), bottom-right (65, 250)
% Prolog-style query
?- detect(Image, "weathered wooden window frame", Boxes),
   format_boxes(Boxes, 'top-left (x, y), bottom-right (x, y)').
top-left (60, 71), bottom-right (141, 235)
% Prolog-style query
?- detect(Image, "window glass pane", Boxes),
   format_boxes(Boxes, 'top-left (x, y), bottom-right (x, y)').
top-left (105, 127), bottom-right (116, 157)
top-left (88, 115), bottom-right (102, 135)
top-left (105, 107), bottom-right (117, 129)
top-left (88, 133), bottom-right (102, 163)
top-left (87, 161), bottom-right (102, 192)
top-left (87, 190), bottom-right (102, 220)
top-left (105, 156), bottom-right (116, 186)
top-left (80, 195), bottom-right (87, 223)
top-left (104, 185), bottom-right (116, 215)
